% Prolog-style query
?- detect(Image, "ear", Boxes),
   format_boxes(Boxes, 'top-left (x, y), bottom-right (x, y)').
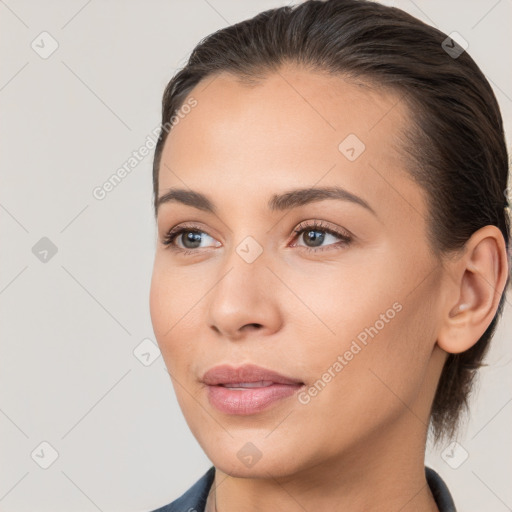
top-left (437, 225), bottom-right (509, 354)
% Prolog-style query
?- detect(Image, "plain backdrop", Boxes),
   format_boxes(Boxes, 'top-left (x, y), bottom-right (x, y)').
top-left (1, 1), bottom-right (511, 511)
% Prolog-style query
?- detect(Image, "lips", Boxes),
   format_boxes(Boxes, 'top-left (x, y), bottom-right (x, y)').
top-left (201, 364), bottom-right (305, 415)
top-left (223, 380), bottom-right (274, 389)
top-left (201, 363), bottom-right (303, 386)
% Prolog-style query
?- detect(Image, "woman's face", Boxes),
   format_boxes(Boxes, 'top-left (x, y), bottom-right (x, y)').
top-left (150, 66), bottom-right (447, 478)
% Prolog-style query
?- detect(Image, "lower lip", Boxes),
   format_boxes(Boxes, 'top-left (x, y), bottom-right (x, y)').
top-left (206, 383), bottom-right (303, 415)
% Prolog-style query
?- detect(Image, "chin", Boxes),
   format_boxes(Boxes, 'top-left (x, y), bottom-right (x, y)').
top-left (194, 429), bottom-right (316, 480)
top-left (210, 454), bottom-right (300, 480)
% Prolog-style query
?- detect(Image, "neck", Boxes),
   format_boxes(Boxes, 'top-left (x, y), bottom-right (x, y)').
top-left (206, 412), bottom-right (440, 512)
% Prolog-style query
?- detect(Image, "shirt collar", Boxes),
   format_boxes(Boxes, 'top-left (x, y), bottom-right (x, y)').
top-left (154, 465), bottom-right (457, 511)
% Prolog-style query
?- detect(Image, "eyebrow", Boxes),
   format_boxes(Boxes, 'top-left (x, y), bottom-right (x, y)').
top-left (156, 186), bottom-right (377, 216)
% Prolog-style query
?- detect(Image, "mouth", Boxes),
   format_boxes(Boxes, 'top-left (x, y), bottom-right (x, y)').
top-left (220, 380), bottom-right (276, 389)
top-left (201, 363), bottom-right (304, 386)
top-left (201, 364), bottom-right (305, 415)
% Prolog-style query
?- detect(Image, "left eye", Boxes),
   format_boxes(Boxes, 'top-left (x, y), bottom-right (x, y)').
top-left (291, 221), bottom-right (352, 251)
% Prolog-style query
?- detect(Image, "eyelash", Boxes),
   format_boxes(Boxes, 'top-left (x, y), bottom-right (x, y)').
top-left (161, 220), bottom-right (353, 255)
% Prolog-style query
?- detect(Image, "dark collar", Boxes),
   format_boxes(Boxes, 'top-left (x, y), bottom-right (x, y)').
top-left (152, 465), bottom-right (456, 511)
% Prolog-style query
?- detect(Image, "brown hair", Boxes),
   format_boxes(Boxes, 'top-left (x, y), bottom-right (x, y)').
top-left (152, 0), bottom-right (510, 444)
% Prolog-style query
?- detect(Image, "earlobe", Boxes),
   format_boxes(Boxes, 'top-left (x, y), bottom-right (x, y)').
top-left (437, 225), bottom-right (508, 355)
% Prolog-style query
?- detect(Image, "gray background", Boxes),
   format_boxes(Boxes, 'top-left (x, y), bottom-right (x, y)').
top-left (1, 1), bottom-right (511, 511)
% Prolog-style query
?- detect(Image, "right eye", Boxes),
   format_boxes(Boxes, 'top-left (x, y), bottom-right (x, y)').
top-left (162, 224), bottom-right (221, 253)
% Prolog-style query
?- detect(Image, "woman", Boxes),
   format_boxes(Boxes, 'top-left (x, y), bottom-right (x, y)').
top-left (148, 0), bottom-right (510, 510)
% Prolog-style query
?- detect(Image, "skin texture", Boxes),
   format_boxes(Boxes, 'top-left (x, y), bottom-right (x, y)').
top-left (149, 65), bottom-right (508, 512)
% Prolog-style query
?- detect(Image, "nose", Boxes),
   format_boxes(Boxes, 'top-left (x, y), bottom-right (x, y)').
top-left (206, 256), bottom-right (283, 341)
top-left (211, 321), bottom-right (264, 338)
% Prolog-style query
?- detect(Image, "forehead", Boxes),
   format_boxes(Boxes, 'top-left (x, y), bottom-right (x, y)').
top-left (164, 66), bottom-right (408, 156)
top-left (158, 66), bottom-right (425, 224)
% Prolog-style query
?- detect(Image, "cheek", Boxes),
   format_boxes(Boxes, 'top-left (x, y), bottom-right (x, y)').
top-left (149, 267), bottom-right (201, 431)
top-left (149, 259), bottom-right (182, 357)
top-left (278, 256), bottom-right (397, 360)
top-left (149, 262), bottom-right (167, 340)
top-left (291, 305), bottom-right (429, 455)
top-left (291, 257), bottom-right (436, 418)
top-left (149, 258), bottom-right (201, 373)
top-left (149, 255), bottom-right (191, 336)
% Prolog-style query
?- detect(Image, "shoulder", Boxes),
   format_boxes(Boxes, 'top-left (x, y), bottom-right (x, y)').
top-left (150, 466), bottom-right (216, 512)
top-left (426, 466), bottom-right (457, 512)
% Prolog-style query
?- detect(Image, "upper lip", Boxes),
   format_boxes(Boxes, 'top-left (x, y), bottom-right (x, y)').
top-left (201, 363), bottom-right (304, 386)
